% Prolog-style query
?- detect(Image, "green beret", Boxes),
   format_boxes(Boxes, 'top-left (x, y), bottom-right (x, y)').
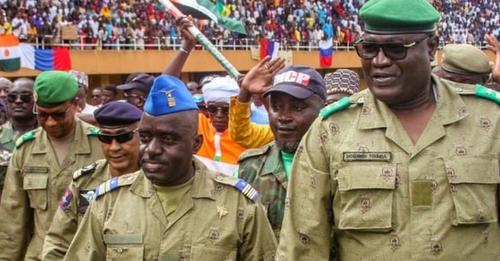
top-left (360, 0), bottom-right (440, 34)
top-left (34, 71), bottom-right (78, 106)
top-left (441, 44), bottom-right (491, 75)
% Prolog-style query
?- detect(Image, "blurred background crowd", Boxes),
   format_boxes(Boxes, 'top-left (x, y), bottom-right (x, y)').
top-left (0, 0), bottom-right (498, 49)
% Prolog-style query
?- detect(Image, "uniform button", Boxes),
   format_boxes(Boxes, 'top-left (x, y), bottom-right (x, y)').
top-left (360, 197), bottom-right (371, 213)
top-left (389, 235), bottom-right (401, 250)
top-left (431, 241), bottom-right (442, 255)
top-left (299, 233), bottom-right (310, 245)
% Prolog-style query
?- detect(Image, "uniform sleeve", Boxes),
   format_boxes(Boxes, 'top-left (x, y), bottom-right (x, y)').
top-left (64, 198), bottom-right (106, 261)
top-left (239, 200), bottom-right (277, 261)
top-left (0, 150), bottom-right (31, 260)
top-left (229, 97), bottom-right (274, 149)
top-left (277, 118), bottom-right (334, 261)
top-left (42, 181), bottom-right (80, 260)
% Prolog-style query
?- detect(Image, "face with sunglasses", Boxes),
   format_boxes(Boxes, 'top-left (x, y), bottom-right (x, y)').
top-left (356, 33), bottom-right (437, 105)
top-left (36, 100), bottom-right (79, 138)
top-left (98, 125), bottom-right (140, 175)
top-left (124, 89), bottom-right (147, 110)
top-left (7, 81), bottom-right (35, 120)
top-left (206, 101), bottom-right (230, 133)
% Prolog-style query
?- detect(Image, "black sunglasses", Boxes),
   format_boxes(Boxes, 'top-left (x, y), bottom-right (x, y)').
top-left (98, 129), bottom-right (137, 144)
top-left (206, 104), bottom-right (229, 114)
top-left (7, 93), bottom-right (32, 103)
top-left (35, 103), bottom-right (71, 121)
top-left (354, 35), bottom-right (430, 60)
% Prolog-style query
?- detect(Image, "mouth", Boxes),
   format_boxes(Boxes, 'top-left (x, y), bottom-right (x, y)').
top-left (142, 160), bottom-right (164, 172)
top-left (371, 73), bottom-right (397, 86)
top-left (108, 155), bottom-right (126, 161)
top-left (276, 127), bottom-right (296, 136)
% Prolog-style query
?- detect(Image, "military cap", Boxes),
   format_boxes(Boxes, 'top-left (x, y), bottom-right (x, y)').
top-left (144, 75), bottom-right (198, 116)
top-left (202, 76), bottom-right (240, 103)
top-left (360, 0), bottom-right (440, 34)
top-left (34, 71), bottom-right (78, 106)
top-left (94, 101), bottom-right (143, 128)
top-left (441, 44), bottom-right (491, 75)
top-left (117, 73), bottom-right (154, 95)
top-left (265, 65), bottom-right (326, 100)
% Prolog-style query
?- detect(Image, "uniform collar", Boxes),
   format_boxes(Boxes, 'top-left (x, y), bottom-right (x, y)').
top-left (131, 158), bottom-right (216, 201)
top-left (357, 75), bottom-right (469, 130)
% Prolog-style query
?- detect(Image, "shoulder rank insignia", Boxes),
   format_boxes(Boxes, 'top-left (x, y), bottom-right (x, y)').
top-left (59, 187), bottom-right (74, 211)
top-left (15, 130), bottom-right (36, 148)
top-left (214, 175), bottom-right (259, 201)
top-left (474, 84), bottom-right (500, 104)
top-left (94, 173), bottom-right (136, 200)
top-left (87, 127), bottom-right (100, 137)
top-left (238, 144), bottom-right (272, 162)
top-left (320, 97), bottom-right (352, 119)
top-left (73, 162), bottom-right (98, 180)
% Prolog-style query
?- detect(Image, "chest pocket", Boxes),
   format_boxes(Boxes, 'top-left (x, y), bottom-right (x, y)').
top-left (336, 164), bottom-right (397, 231)
top-left (23, 174), bottom-right (48, 210)
top-left (445, 156), bottom-right (500, 225)
top-left (104, 234), bottom-right (144, 260)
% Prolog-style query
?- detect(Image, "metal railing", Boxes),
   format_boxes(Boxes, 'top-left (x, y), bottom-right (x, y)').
top-left (29, 35), bottom-right (489, 51)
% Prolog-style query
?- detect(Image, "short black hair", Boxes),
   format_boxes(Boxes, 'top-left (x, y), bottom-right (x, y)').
top-left (103, 85), bottom-right (118, 95)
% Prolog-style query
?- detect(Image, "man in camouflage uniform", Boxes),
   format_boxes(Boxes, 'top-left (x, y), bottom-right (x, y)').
top-left (64, 75), bottom-right (277, 260)
top-left (238, 65), bottom-right (326, 239)
top-left (42, 101), bottom-right (142, 260)
top-left (277, 0), bottom-right (500, 260)
top-left (0, 78), bottom-right (38, 200)
top-left (0, 71), bottom-right (103, 260)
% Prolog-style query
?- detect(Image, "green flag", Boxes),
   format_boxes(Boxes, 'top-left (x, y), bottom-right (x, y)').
top-left (197, 0), bottom-right (247, 35)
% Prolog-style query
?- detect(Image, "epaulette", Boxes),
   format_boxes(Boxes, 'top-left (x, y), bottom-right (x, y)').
top-left (94, 173), bottom-right (137, 200)
top-left (452, 84), bottom-right (500, 104)
top-left (15, 130), bottom-right (36, 149)
top-left (320, 92), bottom-right (366, 120)
top-left (73, 161), bottom-right (100, 180)
top-left (238, 144), bottom-right (272, 163)
top-left (87, 127), bottom-right (100, 137)
top-left (214, 175), bottom-right (259, 202)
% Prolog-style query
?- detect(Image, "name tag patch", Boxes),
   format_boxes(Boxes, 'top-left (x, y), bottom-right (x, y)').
top-left (343, 152), bottom-right (392, 162)
top-left (23, 166), bottom-right (49, 173)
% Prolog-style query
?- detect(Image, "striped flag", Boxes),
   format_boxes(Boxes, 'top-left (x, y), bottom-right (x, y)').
top-left (319, 38), bottom-right (333, 67)
top-left (259, 38), bottom-right (280, 60)
top-left (20, 44), bottom-right (72, 71)
top-left (0, 35), bottom-right (21, 72)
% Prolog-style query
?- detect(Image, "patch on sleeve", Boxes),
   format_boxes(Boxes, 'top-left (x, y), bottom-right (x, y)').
top-left (59, 187), bottom-right (74, 210)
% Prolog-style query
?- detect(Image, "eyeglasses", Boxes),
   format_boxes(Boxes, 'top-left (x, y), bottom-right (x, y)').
top-left (206, 104), bottom-right (229, 115)
top-left (98, 129), bottom-right (137, 144)
top-left (354, 35), bottom-right (430, 60)
top-left (35, 104), bottom-right (71, 121)
top-left (7, 93), bottom-right (32, 103)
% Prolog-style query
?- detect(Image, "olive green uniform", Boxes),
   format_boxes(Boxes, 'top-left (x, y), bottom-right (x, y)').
top-left (0, 122), bottom-right (15, 200)
top-left (65, 159), bottom-right (277, 261)
top-left (42, 159), bottom-right (111, 260)
top-left (277, 78), bottom-right (500, 260)
top-left (0, 119), bottom-right (103, 261)
top-left (238, 142), bottom-right (287, 240)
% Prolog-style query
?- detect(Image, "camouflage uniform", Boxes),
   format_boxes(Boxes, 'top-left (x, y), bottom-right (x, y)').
top-left (0, 119), bottom-right (103, 261)
top-left (64, 158), bottom-right (277, 260)
top-left (277, 78), bottom-right (500, 260)
top-left (0, 122), bottom-right (15, 200)
top-left (42, 159), bottom-right (111, 260)
top-left (238, 142), bottom-right (287, 239)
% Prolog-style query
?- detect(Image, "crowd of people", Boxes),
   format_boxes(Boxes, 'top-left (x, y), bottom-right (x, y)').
top-left (0, 0), bottom-right (499, 260)
top-left (0, 0), bottom-right (498, 49)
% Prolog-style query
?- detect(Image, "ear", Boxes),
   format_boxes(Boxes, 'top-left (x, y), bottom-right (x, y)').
top-left (427, 34), bottom-right (439, 62)
top-left (193, 133), bottom-right (203, 153)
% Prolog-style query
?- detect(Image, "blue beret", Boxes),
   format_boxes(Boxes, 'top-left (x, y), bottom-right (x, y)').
top-left (94, 101), bottom-right (143, 128)
top-left (144, 75), bottom-right (198, 116)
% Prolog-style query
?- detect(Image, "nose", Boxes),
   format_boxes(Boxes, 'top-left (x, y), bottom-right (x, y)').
top-left (44, 116), bottom-right (57, 127)
top-left (109, 139), bottom-right (121, 152)
top-left (372, 47), bottom-right (391, 67)
top-left (214, 108), bottom-right (225, 118)
top-left (145, 137), bottom-right (162, 157)
top-left (277, 109), bottom-right (293, 123)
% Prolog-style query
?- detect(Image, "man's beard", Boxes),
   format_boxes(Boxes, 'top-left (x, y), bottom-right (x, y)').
top-left (276, 140), bottom-right (299, 154)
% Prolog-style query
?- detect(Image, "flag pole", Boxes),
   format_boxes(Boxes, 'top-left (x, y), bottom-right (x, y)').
top-left (157, 0), bottom-right (241, 79)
